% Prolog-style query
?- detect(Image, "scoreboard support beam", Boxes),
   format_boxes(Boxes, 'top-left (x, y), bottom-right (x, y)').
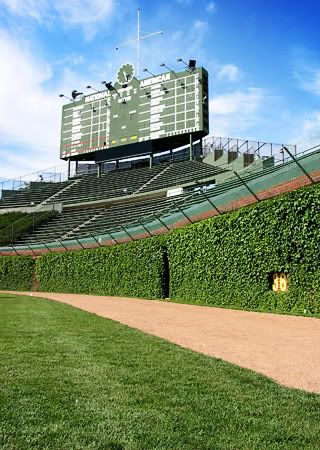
top-left (189, 134), bottom-right (193, 161)
top-left (97, 163), bottom-right (102, 178)
top-left (67, 158), bottom-right (71, 179)
top-left (199, 138), bottom-right (203, 156)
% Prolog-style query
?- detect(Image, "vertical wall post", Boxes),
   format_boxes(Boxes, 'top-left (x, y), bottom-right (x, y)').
top-left (189, 133), bottom-right (193, 161)
top-left (97, 163), bottom-right (101, 178)
top-left (199, 138), bottom-right (203, 156)
top-left (149, 154), bottom-right (153, 168)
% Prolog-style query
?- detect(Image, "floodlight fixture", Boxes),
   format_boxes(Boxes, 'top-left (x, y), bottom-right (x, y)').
top-left (101, 81), bottom-right (115, 91)
top-left (160, 62), bottom-right (184, 88)
top-left (176, 58), bottom-right (197, 70)
top-left (160, 62), bottom-right (174, 72)
top-left (71, 89), bottom-right (83, 100)
top-left (86, 85), bottom-right (100, 92)
top-left (143, 68), bottom-right (156, 77)
top-left (59, 93), bottom-right (74, 102)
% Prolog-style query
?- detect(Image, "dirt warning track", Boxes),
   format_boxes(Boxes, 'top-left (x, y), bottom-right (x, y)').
top-left (3, 291), bottom-right (320, 393)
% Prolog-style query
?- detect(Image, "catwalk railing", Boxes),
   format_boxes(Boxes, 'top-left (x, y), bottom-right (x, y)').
top-left (202, 135), bottom-right (297, 163)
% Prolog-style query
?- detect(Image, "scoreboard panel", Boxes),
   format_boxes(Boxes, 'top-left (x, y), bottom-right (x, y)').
top-left (60, 65), bottom-right (208, 160)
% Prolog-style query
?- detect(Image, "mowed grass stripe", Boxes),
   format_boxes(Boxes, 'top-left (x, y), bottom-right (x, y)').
top-left (0, 294), bottom-right (319, 450)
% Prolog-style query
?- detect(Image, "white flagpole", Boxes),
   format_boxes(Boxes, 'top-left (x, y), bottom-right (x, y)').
top-left (115, 9), bottom-right (163, 79)
top-left (137, 8), bottom-right (140, 78)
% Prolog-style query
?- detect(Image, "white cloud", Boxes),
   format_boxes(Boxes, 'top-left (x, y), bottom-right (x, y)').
top-left (206, 1), bottom-right (216, 13)
top-left (209, 88), bottom-right (265, 137)
top-left (289, 111), bottom-right (320, 149)
top-left (0, 31), bottom-right (68, 177)
top-left (216, 64), bottom-right (241, 82)
top-left (293, 50), bottom-right (320, 96)
top-left (297, 68), bottom-right (320, 96)
top-left (54, 0), bottom-right (113, 26)
top-left (210, 87), bottom-right (264, 115)
top-left (300, 111), bottom-right (320, 135)
top-left (0, 0), bottom-right (49, 21)
top-left (0, 0), bottom-right (114, 35)
top-left (176, 0), bottom-right (192, 5)
top-left (193, 20), bottom-right (208, 32)
top-left (54, 53), bottom-right (84, 66)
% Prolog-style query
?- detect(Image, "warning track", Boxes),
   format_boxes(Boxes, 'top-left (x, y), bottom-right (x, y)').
top-left (3, 291), bottom-right (320, 393)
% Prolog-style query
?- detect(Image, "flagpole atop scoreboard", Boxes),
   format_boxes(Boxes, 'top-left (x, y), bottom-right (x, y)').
top-left (116, 8), bottom-right (163, 78)
top-left (137, 8), bottom-right (140, 78)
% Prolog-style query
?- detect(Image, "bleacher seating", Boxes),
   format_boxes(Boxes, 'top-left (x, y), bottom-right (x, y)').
top-left (51, 160), bottom-right (223, 205)
top-left (138, 160), bottom-right (223, 193)
top-left (49, 165), bottom-right (165, 205)
top-left (0, 181), bottom-right (71, 209)
top-left (15, 188), bottom-right (216, 244)
top-left (1, 159), bottom-right (228, 246)
top-left (0, 160), bottom-right (225, 210)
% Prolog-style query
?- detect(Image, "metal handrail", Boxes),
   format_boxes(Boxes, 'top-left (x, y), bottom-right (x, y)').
top-left (0, 209), bottom-right (56, 245)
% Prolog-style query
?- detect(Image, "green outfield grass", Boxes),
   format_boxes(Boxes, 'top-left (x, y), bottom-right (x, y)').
top-left (0, 293), bottom-right (319, 450)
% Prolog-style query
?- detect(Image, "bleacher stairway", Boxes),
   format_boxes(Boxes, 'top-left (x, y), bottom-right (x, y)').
top-left (2, 160), bottom-right (225, 245)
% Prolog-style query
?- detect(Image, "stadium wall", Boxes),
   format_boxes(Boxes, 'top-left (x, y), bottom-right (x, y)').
top-left (0, 255), bottom-right (34, 291)
top-left (1, 149), bottom-right (319, 256)
top-left (35, 238), bottom-right (164, 299)
top-left (1, 182), bottom-right (320, 314)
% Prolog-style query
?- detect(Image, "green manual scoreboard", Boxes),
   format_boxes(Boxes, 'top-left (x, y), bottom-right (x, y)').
top-left (60, 64), bottom-right (209, 161)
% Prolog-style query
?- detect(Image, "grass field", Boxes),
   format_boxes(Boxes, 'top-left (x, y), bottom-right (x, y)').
top-left (1, 294), bottom-right (320, 449)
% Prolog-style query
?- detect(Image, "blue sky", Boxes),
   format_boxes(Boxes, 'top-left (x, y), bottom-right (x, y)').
top-left (0, 0), bottom-right (320, 180)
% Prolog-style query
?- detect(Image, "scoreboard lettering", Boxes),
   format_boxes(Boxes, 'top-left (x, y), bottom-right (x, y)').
top-left (60, 64), bottom-right (208, 160)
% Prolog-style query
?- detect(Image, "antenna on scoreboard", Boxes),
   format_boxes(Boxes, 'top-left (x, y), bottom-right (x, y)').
top-left (115, 9), bottom-right (163, 78)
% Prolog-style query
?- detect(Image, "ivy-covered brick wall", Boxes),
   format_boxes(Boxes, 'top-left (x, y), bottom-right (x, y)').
top-left (1, 183), bottom-right (320, 315)
top-left (165, 183), bottom-right (320, 314)
top-left (0, 256), bottom-right (34, 291)
top-left (35, 237), bottom-right (165, 299)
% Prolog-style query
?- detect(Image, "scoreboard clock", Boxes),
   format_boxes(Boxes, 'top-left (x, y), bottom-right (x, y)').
top-left (60, 64), bottom-right (209, 161)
